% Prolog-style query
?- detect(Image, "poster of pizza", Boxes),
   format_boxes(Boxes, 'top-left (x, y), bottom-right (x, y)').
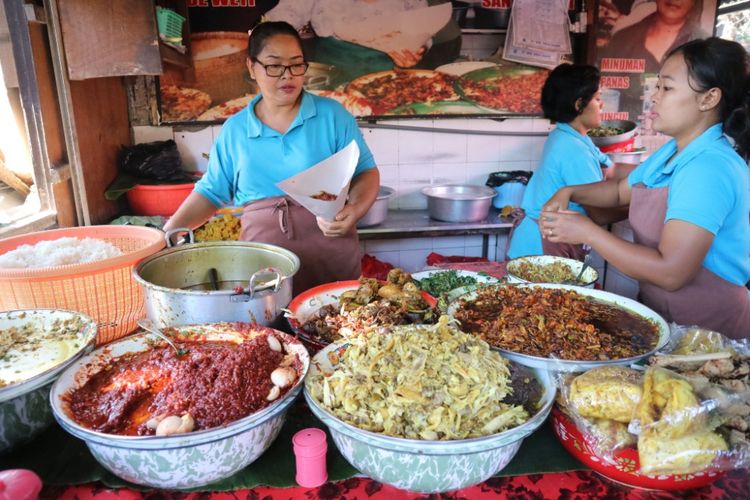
top-left (590, 0), bottom-right (718, 148)
top-left (158, 0), bottom-right (549, 123)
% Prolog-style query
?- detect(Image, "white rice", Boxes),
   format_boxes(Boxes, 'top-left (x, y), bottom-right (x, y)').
top-left (0, 236), bottom-right (123, 269)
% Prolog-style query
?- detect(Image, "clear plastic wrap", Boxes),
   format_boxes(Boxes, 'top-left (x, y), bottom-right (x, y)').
top-left (556, 325), bottom-right (750, 476)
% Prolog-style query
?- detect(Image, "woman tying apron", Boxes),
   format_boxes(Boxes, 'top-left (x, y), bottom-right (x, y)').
top-left (507, 63), bottom-right (620, 262)
top-left (540, 37), bottom-right (750, 339)
top-left (164, 21), bottom-right (380, 296)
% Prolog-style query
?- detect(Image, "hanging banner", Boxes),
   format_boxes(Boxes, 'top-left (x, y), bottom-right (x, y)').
top-left (158, 0), bottom-right (550, 122)
top-left (590, 0), bottom-right (718, 146)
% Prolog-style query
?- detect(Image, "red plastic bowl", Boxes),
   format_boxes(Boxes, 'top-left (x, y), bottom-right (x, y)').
top-left (126, 182), bottom-right (196, 217)
top-left (551, 407), bottom-right (724, 491)
top-left (286, 280), bottom-right (436, 354)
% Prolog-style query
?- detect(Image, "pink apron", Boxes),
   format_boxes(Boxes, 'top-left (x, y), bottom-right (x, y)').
top-left (629, 183), bottom-right (750, 339)
top-left (241, 196), bottom-right (362, 296)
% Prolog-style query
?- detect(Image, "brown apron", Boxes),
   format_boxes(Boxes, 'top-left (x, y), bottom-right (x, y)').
top-left (505, 210), bottom-right (587, 261)
top-left (629, 183), bottom-right (750, 339)
top-left (241, 196), bottom-right (362, 296)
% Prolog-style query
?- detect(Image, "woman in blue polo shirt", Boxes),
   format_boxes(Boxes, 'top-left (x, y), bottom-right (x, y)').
top-left (164, 21), bottom-right (380, 295)
top-left (540, 37), bottom-right (750, 338)
top-left (507, 63), bottom-right (616, 261)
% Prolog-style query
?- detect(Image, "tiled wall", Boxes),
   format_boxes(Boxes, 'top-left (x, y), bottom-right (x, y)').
top-left (133, 117), bottom-right (551, 272)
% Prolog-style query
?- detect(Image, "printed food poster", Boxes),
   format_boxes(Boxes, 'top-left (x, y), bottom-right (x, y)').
top-left (158, 0), bottom-right (549, 122)
top-left (591, 0), bottom-right (717, 144)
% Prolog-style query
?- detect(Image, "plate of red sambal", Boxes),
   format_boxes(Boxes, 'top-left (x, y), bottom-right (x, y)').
top-left (447, 283), bottom-right (669, 372)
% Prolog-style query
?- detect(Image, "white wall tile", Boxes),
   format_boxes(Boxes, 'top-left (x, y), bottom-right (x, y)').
top-left (399, 237), bottom-right (433, 251)
top-left (362, 127), bottom-right (399, 165)
top-left (432, 133), bottom-right (467, 163)
top-left (529, 137), bottom-right (546, 162)
top-left (211, 124), bottom-right (224, 140)
top-left (464, 246), bottom-right (484, 258)
top-left (532, 118), bottom-right (554, 132)
top-left (467, 134), bottom-right (502, 163)
top-left (364, 239), bottom-right (401, 252)
top-left (432, 162), bottom-right (467, 185)
top-left (132, 126), bottom-right (173, 144)
top-left (432, 236), bottom-right (466, 248)
top-left (464, 235), bottom-right (484, 247)
top-left (174, 127), bottom-right (213, 172)
top-left (500, 136), bottom-right (533, 161)
top-left (399, 249), bottom-right (431, 272)
top-left (398, 163), bottom-right (431, 183)
top-left (398, 127), bottom-right (434, 163)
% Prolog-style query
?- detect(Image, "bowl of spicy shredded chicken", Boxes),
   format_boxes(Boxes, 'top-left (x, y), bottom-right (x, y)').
top-left (448, 284), bottom-right (668, 372)
top-left (49, 322), bottom-right (309, 489)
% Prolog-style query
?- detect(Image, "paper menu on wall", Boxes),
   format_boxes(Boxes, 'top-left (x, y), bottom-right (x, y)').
top-left (511, 0), bottom-right (571, 54)
top-left (275, 140), bottom-right (359, 221)
top-left (332, 3), bottom-right (451, 54)
top-left (503, 16), bottom-right (565, 69)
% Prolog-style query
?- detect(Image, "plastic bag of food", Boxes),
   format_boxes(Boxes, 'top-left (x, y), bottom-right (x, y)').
top-left (556, 366), bottom-right (642, 456)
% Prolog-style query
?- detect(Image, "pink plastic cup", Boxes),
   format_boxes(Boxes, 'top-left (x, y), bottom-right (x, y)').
top-left (293, 427), bottom-right (328, 488)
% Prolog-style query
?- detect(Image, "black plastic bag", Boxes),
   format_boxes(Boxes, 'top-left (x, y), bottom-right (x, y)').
top-left (117, 140), bottom-right (191, 182)
top-left (485, 170), bottom-right (533, 188)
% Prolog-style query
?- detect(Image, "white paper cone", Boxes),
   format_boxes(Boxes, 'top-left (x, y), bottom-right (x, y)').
top-left (275, 140), bottom-right (360, 221)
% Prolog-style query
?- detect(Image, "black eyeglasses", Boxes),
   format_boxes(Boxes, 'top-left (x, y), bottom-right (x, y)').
top-left (253, 61), bottom-right (309, 77)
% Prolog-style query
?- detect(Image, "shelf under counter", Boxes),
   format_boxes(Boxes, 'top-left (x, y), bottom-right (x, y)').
top-left (357, 208), bottom-right (513, 259)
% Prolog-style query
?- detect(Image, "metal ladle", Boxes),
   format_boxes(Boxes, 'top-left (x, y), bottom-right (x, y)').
top-left (137, 319), bottom-right (188, 356)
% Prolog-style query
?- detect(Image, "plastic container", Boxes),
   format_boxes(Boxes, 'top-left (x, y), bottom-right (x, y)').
top-left (492, 182), bottom-right (526, 208)
top-left (156, 7), bottom-right (185, 39)
top-left (293, 428), bottom-right (328, 487)
top-left (126, 181), bottom-right (196, 216)
top-left (0, 226), bottom-right (165, 344)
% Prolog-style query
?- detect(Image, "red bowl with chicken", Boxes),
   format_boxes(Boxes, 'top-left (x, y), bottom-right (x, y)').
top-left (286, 279), bottom-right (437, 353)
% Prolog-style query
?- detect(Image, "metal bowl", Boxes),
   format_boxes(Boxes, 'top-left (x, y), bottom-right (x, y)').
top-left (506, 255), bottom-right (599, 288)
top-left (447, 283), bottom-right (670, 372)
top-left (357, 185), bottom-right (394, 228)
top-left (422, 184), bottom-right (496, 222)
top-left (50, 324), bottom-right (309, 489)
top-left (304, 341), bottom-right (555, 493)
top-left (0, 309), bottom-right (97, 452)
top-left (588, 120), bottom-right (637, 147)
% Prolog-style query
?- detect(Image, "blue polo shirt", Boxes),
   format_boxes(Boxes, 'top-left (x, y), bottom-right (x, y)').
top-left (195, 91), bottom-right (376, 207)
top-left (628, 124), bottom-right (750, 286)
top-left (508, 123), bottom-right (612, 258)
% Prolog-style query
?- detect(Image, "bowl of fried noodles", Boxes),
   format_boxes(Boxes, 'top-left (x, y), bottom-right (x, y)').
top-left (304, 316), bottom-right (555, 493)
top-left (506, 255), bottom-right (598, 288)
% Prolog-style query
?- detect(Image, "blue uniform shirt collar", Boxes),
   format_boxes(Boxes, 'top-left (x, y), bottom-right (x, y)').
top-left (246, 91), bottom-right (317, 138)
top-left (658, 123), bottom-right (725, 176)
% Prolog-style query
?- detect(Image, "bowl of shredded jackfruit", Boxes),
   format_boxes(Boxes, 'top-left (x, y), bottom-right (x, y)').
top-left (304, 316), bottom-right (555, 493)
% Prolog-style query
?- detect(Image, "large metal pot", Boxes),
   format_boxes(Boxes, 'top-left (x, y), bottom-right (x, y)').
top-left (133, 232), bottom-right (300, 328)
top-left (422, 184), bottom-right (496, 222)
top-left (357, 185), bottom-right (394, 228)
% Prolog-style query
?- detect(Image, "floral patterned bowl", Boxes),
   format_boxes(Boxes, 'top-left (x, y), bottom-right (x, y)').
top-left (49, 325), bottom-right (309, 489)
top-left (551, 407), bottom-right (724, 491)
top-left (304, 342), bottom-right (555, 493)
top-left (0, 309), bottom-right (97, 452)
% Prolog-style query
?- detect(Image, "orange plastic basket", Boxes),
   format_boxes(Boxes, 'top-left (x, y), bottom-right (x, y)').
top-left (0, 226), bottom-right (165, 344)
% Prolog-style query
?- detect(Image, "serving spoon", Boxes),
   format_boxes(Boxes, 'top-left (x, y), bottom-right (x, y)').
top-left (137, 319), bottom-right (188, 356)
top-left (564, 244), bottom-right (592, 285)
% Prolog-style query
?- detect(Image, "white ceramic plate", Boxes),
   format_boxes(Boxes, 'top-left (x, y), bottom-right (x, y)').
top-left (447, 283), bottom-right (670, 372)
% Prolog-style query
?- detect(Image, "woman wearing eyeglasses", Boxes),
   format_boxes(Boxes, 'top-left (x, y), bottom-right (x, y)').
top-left (164, 21), bottom-right (380, 295)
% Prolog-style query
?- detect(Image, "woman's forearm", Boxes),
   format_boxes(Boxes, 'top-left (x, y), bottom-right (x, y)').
top-left (347, 168), bottom-right (380, 219)
top-left (568, 178), bottom-right (628, 208)
top-left (163, 192), bottom-right (219, 233)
